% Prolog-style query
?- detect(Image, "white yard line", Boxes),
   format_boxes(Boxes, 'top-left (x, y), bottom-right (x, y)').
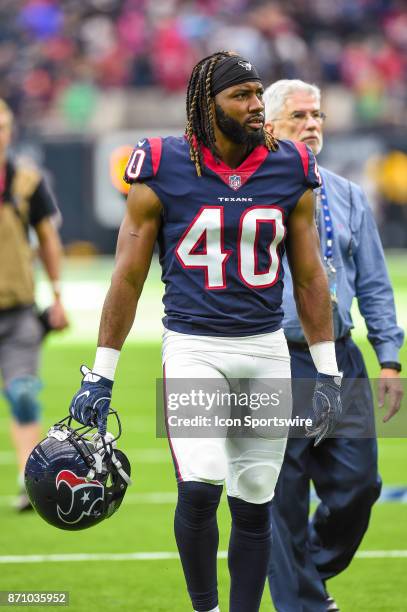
top-left (35, 269), bottom-right (407, 345)
top-left (0, 551), bottom-right (406, 564)
top-left (0, 492), bottom-right (177, 507)
top-left (1, 487), bottom-right (407, 507)
top-left (356, 551), bottom-right (407, 559)
top-left (0, 449), bottom-right (169, 466)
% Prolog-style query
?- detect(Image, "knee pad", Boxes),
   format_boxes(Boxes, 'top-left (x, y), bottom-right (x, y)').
top-left (4, 376), bottom-right (42, 424)
top-left (236, 463), bottom-right (280, 504)
top-left (177, 481), bottom-right (223, 527)
top-left (228, 495), bottom-right (271, 533)
top-left (187, 442), bottom-right (228, 482)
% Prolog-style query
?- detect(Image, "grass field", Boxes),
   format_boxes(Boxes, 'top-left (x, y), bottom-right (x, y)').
top-left (0, 255), bottom-right (406, 611)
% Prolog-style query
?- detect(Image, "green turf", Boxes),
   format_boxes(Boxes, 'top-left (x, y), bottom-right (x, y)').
top-left (0, 342), bottom-right (406, 611)
top-left (0, 255), bottom-right (406, 611)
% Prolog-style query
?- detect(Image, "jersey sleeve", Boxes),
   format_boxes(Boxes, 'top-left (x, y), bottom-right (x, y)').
top-left (123, 137), bottom-right (163, 185)
top-left (292, 141), bottom-right (322, 189)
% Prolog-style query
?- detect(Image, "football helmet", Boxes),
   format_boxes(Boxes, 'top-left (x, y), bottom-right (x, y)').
top-left (25, 411), bottom-right (131, 530)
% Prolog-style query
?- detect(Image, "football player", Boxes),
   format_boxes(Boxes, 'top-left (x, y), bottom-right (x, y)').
top-left (69, 52), bottom-right (342, 612)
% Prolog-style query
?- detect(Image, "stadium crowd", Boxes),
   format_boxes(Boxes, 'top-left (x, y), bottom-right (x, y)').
top-left (0, 0), bottom-right (406, 133)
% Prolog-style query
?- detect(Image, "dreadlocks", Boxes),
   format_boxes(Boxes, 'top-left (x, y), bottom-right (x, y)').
top-left (185, 51), bottom-right (279, 176)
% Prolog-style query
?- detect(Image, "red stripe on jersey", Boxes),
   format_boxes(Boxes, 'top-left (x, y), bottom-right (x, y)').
top-left (293, 141), bottom-right (309, 178)
top-left (148, 137), bottom-right (162, 176)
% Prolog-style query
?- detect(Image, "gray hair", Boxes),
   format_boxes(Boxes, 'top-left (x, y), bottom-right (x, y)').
top-left (263, 79), bottom-right (321, 121)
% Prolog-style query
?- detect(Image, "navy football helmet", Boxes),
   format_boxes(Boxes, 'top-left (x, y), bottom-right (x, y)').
top-left (25, 411), bottom-right (131, 530)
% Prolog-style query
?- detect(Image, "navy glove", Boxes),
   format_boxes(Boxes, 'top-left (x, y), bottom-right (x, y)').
top-left (69, 365), bottom-right (113, 435)
top-left (306, 372), bottom-right (343, 446)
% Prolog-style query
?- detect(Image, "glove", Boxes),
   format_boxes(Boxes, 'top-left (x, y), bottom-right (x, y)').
top-left (306, 372), bottom-right (342, 447)
top-left (69, 365), bottom-right (113, 435)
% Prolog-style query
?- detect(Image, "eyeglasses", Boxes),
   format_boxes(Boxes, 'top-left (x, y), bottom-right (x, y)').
top-left (272, 111), bottom-right (326, 124)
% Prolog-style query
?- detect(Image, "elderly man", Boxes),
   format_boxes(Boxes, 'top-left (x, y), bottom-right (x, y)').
top-left (263, 79), bottom-right (404, 611)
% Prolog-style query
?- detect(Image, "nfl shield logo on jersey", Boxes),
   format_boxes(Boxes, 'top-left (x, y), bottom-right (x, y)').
top-left (229, 174), bottom-right (241, 190)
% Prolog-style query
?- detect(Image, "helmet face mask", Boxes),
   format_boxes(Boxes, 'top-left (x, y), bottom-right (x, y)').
top-left (25, 414), bottom-right (131, 531)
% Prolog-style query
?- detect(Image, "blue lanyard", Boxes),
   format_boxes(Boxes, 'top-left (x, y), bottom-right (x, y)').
top-left (320, 179), bottom-right (334, 262)
top-left (319, 179), bottom-right (338, 306)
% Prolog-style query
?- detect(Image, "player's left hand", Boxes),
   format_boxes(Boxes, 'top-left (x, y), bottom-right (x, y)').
top-left (69, 366), bottom-right (113, 435)
top-left (378, 369), bottom-right (403, 422)
top-left (306, 372), bottom-right (343, 446)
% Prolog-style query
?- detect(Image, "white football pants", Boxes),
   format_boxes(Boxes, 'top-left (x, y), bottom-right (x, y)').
top-left (162, 328), bottom-right (291, 504)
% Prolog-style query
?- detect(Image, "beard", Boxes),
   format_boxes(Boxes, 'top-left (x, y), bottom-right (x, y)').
top-left (215, 104), bottom-right (265, 148)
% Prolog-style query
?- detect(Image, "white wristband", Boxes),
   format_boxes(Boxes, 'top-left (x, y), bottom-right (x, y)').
top-left (93, 347), bottom-right (120, 381)
top-left (51, 280), bottom-right (62, 297)
top-left (309, 341), bottom-right (340, 375)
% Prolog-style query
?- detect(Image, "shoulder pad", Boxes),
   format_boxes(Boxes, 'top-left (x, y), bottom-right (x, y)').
top-left (123, 137), bottom-right (162, 185)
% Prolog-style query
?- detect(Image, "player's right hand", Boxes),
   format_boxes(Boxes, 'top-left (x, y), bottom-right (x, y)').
top-left (306, 372), bottom-right (342, 447)
top-left (69, 365), bottom-right (113, 435)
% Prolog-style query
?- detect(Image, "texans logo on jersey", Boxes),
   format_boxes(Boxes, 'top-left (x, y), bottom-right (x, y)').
top-left (55, 470), bottom-right (104, 525)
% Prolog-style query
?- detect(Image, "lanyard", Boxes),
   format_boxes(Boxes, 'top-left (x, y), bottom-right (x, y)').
top-left (320, 179), bottom-right (334, 263)
top-left (318, 179), bottom-right (338, 305)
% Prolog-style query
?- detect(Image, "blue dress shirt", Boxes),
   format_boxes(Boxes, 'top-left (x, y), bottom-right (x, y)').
top-left (282, 166), bottom-right (404, 363)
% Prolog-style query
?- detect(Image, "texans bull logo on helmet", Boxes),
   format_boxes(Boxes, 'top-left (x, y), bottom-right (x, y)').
top-left (56, 470), bottom-right (104, 525)
top-left (25, 413), bottom-right (131, 531)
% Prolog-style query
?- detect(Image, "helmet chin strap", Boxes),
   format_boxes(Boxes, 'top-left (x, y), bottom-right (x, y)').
top-left (110, 450), bottom-right (132, 485)
top-left (86, 432), bottom-right (132, 485)
top-left (85, 454), bottom-right (104, 481)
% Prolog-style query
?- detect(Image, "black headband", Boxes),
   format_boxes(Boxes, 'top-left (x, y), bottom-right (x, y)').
top-left (211, 55), bottom-right (262, 97)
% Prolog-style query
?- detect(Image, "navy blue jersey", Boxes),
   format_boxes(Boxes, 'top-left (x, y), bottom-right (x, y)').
top-left (124, 136), bottom-right (320, 336)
